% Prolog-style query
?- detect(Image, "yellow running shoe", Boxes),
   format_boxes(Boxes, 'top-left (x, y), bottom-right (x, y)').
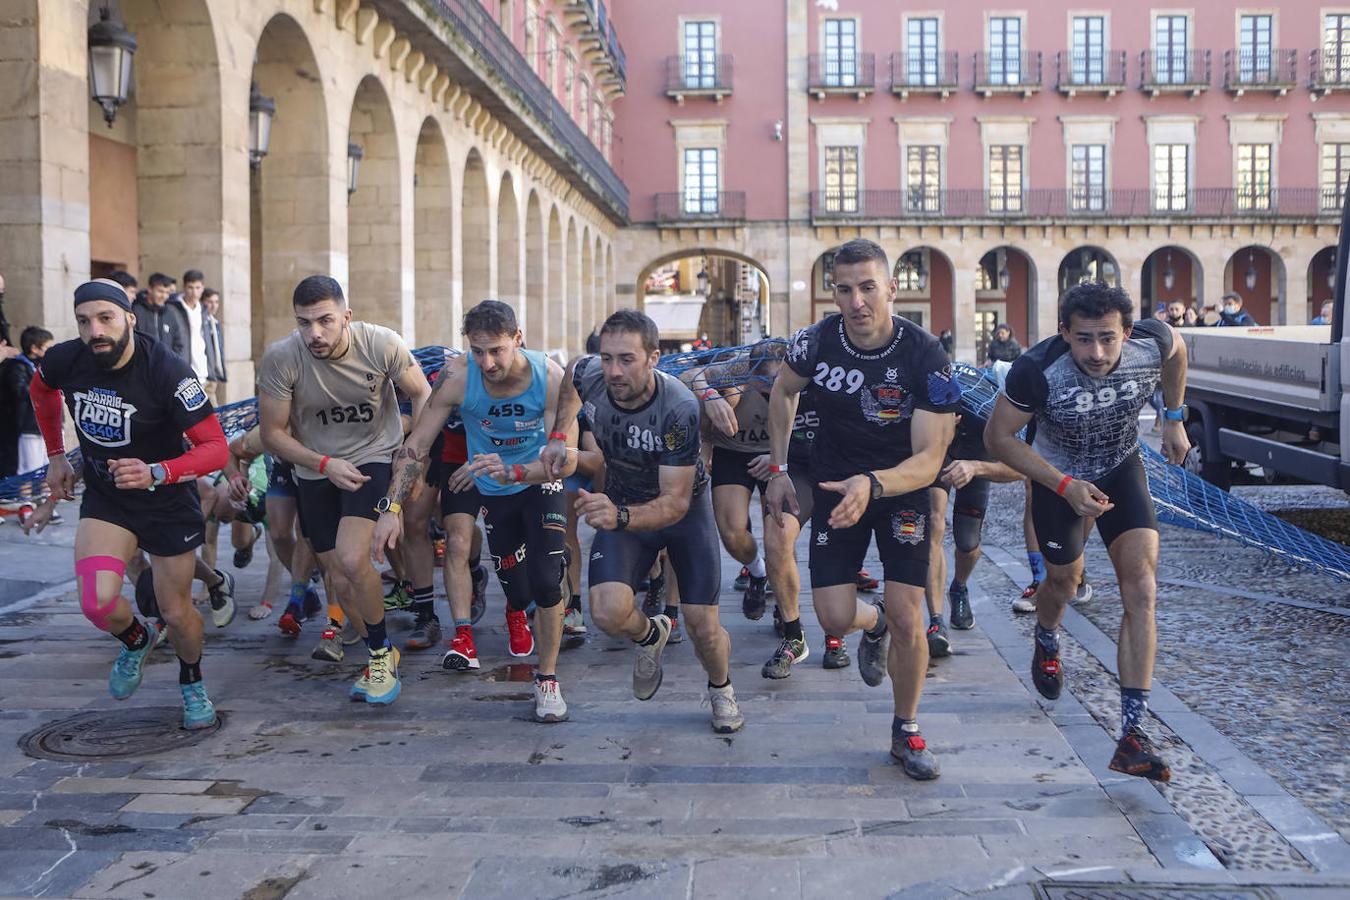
top-left (350, 645), bottom-right (401, 703)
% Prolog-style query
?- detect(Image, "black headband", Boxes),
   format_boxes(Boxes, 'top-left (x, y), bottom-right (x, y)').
top-left (74, 280), bottom-right (133, 313)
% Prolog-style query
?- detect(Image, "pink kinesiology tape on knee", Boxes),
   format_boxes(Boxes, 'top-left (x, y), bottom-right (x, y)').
top-left (74, 556), bottom-right (126, 631)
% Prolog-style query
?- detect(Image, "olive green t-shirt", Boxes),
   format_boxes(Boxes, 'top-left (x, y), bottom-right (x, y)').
top-left (257, 322), bottom-right (414, 480)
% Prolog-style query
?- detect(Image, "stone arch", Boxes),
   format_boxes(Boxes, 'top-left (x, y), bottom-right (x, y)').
top-left (249, 13), bottom-right (329, 359)
top-left (581, 227), bottom-right (595, 347)
top-left (640, 249), bottom-right (771, 346)
top-left (636, 248), bottom-right (773, 306)
top-left (547, 205), bottom-right (565, 351)
top-left (1224, 245), bottom-right (1285, 325)
top-left (462, 149), bottom-right (491, 309)
top-left (893, 245), bottom-right (955, 337)
top-left (1141, 245), bottom-right (1204, 319)
top-left (1308, 246), bottom-right (1337, 320)
top-left (972, 246), bottom-right (1036, 363)
top-left (347, 75), bottom-right (401, 330)
top-left (524, 190), bottom-right (546, 346)
top-left (1056, 246), bottom-right (1120, 295)
top-left (593, 233), bottom-right (605, 336)
top-left (566, 217), bottom-right (581, 352)
top-left (605, 244), bottom-right (615, 319)
top-left (497, 172), bottom-right (521, 307)
top-left (413, 117), bottom-right (453, 345)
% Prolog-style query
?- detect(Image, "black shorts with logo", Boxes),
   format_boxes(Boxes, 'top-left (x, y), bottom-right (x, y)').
top-left (480, 483), bottom-right (568, 611)
top-left (809, 487), bottom-right (929, 589)
top-left (81, 482), bottom-right (205, 559)
top-left (438, 462), bottom-right (484, 520)
top-left (1031, 450), bottom-right (1157, 566)
top-left (711, 446), bottom-right (767, 493)
top-left (588, 489), bottom-right (722, 605)
top-left (266, 458), bottom-right (296, 498)
top-left (293, 462), bottom-right (392, 554)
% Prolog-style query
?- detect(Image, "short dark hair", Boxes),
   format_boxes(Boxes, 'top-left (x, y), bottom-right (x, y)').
top-left (108, 271), bottom-right (137, 289)
top-left (1221, 292), bottom-right (1242, 305)
top-left (202, 288), bottom-right (220, 303)
top-left (1059, 281), bottom-right (1135, 330)
top-left (148, 272), bottom-right (172, 289)
top-left (20, 326), bottom-right (53, 355)
top-left (292, 275), bottom-right (345, 308)
top-left (461, 300), bottom-right (518, 338)
top-left (600, 309), bottom-right (659, 354)
top-left (584, 328), bottom-right (601, 354)
top-left (182, 269), bottom-right (204, 285)
top-left (833, 239), bottom-right (889, 273)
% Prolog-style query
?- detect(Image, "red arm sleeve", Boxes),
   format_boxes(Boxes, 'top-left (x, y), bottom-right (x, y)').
top-left (159, 415), bottom-right (229, 485)
top-left (29, 371), bottom-right (66, 458)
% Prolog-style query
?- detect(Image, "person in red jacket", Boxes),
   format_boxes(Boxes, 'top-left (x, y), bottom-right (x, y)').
top-left (31, 279), bottom-right (228, 729)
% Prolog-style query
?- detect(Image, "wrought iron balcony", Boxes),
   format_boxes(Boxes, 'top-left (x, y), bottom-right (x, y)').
top-left (654, 191), bottom-right (747, 223)
top-left (1223, 49), bottom-right (1297, 94)
top-left (1310, 48), bottom-right (1350, 96)
top-left (1055, 50), bottom-right (1128, 95)
top-left (807, 52), bottom-right (876, 99)
top-left (889, 51), bottom-right (960, 98)
top-left (1140, 49), bottom-right (1211, 95)
top-left (973, 51), bottom-right (1042, 97)
top-left (665, 54), bottom-right (733, 103)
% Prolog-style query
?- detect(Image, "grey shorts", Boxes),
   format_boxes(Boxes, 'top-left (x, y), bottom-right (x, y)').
top-left (587, 489), bottom-right (721, 605)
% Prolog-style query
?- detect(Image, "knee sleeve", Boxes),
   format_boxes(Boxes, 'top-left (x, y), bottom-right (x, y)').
top-left (529, 549), bottom-right (568, 609)
top-left (75, 555), bottom-right (126, 631)
top-left (952, 508), bottom-right (985, 554)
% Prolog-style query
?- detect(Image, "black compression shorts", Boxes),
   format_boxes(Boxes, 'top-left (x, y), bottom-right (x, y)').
top-left (481, 483), bottom-right (568, 611)
top-left (588, 489), bottom-right (722, 605)
top-left (293, 462), bottom-right (391, 554)
top-left (809, 487), bottom-right (929, 589)
top-left (266, 459), bottom-right (296, 498)
top-left (711, 446), bottom-right (767, 493)
top-left (1031, 450), bottom-right (1157, 566)
top-left (81, 484), bottom-right (205, 558)
top-left (438, 462), bottom-right (484, 520)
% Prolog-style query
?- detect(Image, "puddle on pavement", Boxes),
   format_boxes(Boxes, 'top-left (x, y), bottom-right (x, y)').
top-left (479, 663), bottom-right (536, 683)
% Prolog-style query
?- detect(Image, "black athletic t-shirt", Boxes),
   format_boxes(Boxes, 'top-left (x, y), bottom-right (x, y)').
top-left (573, 356), bottom-right (706, 505)
top-left (785, 314), bottom-right (962, 482)
top-left (38, 334), bottom-right (214, 505)
top-left (787, 387), bottom-right (819, 468)
top-left (949, 410), bottom-right (993, 463)
top-left (1003, 317), bottom-right (1171, 481)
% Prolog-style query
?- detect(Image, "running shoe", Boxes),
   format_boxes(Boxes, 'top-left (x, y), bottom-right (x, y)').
top-left (1109, 728), bottom-right (1171, 782)
top-left (926, 617), bottom-right (951, 659)
top-left (857, 599), bottom-right (889, 687)
top-left (1074, 576), bottom-right (1094, 605)
top-left (301, 586), bottom-right (323, 621)
top-left (1031, 639), bottom-right (1063, 700)
top-left (109, 621), bottom-right (160, 700)
top-left (742, 575), bottom-right (768, 621)
top-left (248, 600), bottom-right (274, 621)
top-left (733, 566), bottom-right (750, 592)
top-left (633, 614), bottom-right (671, 701)
top-left (506, 608), bottom-right (535, 657)
top-left (311, 624), bottom-right (344, 662)
top-left (405, 615), bottom-right (442, 652)
top-left (233, 524), bottom-right (263, 569)
top-left (207, 570), bottom-right (236, 629)
top-left (383, 580), bottom-right (413, 612)
top-left (562, 606), bottom-right (587, 636)
top-left (533, 677), bottom-right (568, 723)
top-left (708, 683), bottom-right (744, 733)
top-left (1012, 581), bottom-right (1039, 614)
top-left (340, 618), bottom-right (361, 645)
top-left (278, 606), bottom-right (302, 637)
top-left (357, 644), bottom-right (400, 706)
top-left (772, 604), bottom-right (784, 637)
top-left (180, 682), bottom-right (217, 730)
top-left (666, 615), bottom-right (683, 644)
top-left (762, 636), bottom-right (810, 679)
top-left (890, 732), bottom-right (940, 780)
top-left (442, 626), bottom-right (479, 671)
top-left (152, 621), bottom-right (169, 650)
top-left (470, 566), bottom-right (488, 624)
top-left (856, 570), bottom-right (880, 593)
top-left (641, 574), bottom-right (666, 618)
top-left (949, 582), bottom-right (974, 630)
top-left (822, 635), bottom-right (851, 669)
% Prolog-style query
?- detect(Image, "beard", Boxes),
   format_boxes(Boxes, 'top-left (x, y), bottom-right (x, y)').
top-left (88, 328), bottom-right (130, 369)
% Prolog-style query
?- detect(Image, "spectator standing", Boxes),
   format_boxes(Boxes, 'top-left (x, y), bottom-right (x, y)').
top-left (1164, 300), bottom-right (1196, 328)
top-left (1217, 292), bottom-right (1257, 327)
top-left (132, 272), bottom-right (192, 361)
top-left (108, 271), bottom-right (139, 305)
top-left (178, 269), bottom-right (210, 385)
top-left (985, 323), bottom-right (1022, 363)
top-left (1311, 299), bottom-right (1334, 326)
top-left (202, 288), bottom-right (227, 404)
top-left (5, 326), bottom-right (54, 475)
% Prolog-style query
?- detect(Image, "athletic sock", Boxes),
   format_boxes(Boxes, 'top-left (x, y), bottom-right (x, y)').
top-left (892, 716), bottom-right (920, 739)
top-left (929, 614), bottom-right (943, 626)
top-left (286, 581), bottom-right (306, 614)
top-left (783, 617), bottom-right (804, 642)
top-left (747, 557), bottom-right (766, 578)
top-left (568, 593), bottom-right (581, 612)
top-left (708, 678), bottom-right (730, 690)
top-left (949, 578), bottom-right (965, 590)
top-left (534, 672), bottom-right (557, 683)
top-left (453, 617), bottom-right (473, 629)
top-left (115, 619), bottom-right (148, 651)
top-left (663, 604), bottom-right (679, 621)
top-left (177, 656), bottom-right (202, 685)
top-left (1120, 687), bottom-right (1150, 737)
top-left (864, 607), bottom-right (887, 639)
top-left (412, 585), bottom-right (435, 620)
top-left (365, 619), bottom-right (388, 653)
top-left (327, 604), bottom-right (345, 626)
top-left (637, 620), bottom-right (661, 646)
top-left (1027, 551), bottom-right (1046, 582)
top-left (1034, 622), bottom-right (1059, 655)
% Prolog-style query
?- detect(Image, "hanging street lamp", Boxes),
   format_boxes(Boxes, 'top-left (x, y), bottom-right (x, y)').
top-left (88, 5), bottom-right (137, 127)
top-left (248, 81), bottom-right (276, 168)
top-left (347, 143), bottom-right (364, 197)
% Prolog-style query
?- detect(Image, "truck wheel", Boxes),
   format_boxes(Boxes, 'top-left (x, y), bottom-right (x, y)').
top-left (1184, 419), bottom-right (1231, 491)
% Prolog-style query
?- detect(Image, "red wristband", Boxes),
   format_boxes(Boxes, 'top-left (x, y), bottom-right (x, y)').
top-left (512, 464), bottom-right (525, 483)
top-left (768, 463), bottom-right (788, 474)
top-left (1056, 475), bottom-right (1073, 496)
top-left (318, 455), bottom-right (331, 475)
top-left (701, 388), bottom-right (719, 401)
top-left (548, 431), bottom-right (568, 442)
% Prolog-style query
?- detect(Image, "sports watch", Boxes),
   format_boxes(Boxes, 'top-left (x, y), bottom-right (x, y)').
top-left (865, 471), bottom-right (884, 500)
top-left (374, 497), bottom-right (402, 515)
top-left (149, 463), bottom-right (167, 487)
top-left (1163, 405), bottom-right (1188, 422)
top-left (615, 505), bottom-right (630, 530)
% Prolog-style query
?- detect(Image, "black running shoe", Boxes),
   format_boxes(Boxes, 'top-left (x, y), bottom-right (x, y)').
top-left (1109, 728), bottom-right (1171, 782)
top-left (890, 732), bottom-right (941, 781)
top-left (733, 566), bottom-right (750, 592)
top-left (761, 636), bottom-right (809, 679)
top-left (642, 574), bottom-right (666, 618)
top-left (822, 635), bottom-right (851, 669)
top-left (742, 575), bottom-right (768, 621)
top-left (949, 582), bottom-right (973, 630)
top-left (470, 565), bottom-right (488, 624)
top-left (857, 599), bottom-right (889, 687)
top-left (926, 618), bottom-right (951, 659)
top-left (1031, 640), bottom-right (1063, 700)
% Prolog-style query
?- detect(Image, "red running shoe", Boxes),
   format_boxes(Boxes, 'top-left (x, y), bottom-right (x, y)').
top-left (856, 570), bottom-right (880, 593)
top-left (506, 609), bottom-right (535, 657)
top-left (278, 609), bottom-right (302, 637)
top-left (441, 626), bottom-right (480, 671)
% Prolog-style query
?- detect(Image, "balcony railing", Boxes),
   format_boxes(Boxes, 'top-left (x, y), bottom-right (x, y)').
top-left (808, 188), bottom-right (1335, 221)
top-left (421, 0), bottom-right (628, 217)
top-left (1223, 49), bottom-right (1297, 93)
top-left (654, 191), bottom-right (747, 223)
top-left (889, 51), bottom-right (960, 97)
top-left (1055, 50), bottom-right (1128, 94)
top-left (807, 52), bottom-right (876, 98)
top-left (1310, 48), bottom-right (1350, 95)
top-left (561, 0), bottom-right (624, 92)
top-left (973, 51), bottom-right (1042, 96)
top-left (1140, 49), bottom-right (1211, 95)
top-left (665, 54), bottom-right (733, 102)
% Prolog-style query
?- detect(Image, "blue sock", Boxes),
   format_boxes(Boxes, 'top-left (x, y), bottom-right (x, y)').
top-left (1034, 622), bottom-right (1059, 655)
top-left (1027, 551), bottom-right (1046, 582)
top-left (285, 581), bottom-right (306, 613)
top-left (1121, 687), bottom-right (1150, 737)
top-left (365, 619), bottom-right (388, 653)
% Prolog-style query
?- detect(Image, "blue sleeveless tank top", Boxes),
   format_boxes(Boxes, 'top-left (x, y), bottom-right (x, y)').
top-left (462, 348), bottom-right (550, 495)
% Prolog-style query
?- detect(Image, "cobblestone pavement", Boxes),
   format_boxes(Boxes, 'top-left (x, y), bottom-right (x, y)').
top-left (0, 473), bottom-right (1347, 898)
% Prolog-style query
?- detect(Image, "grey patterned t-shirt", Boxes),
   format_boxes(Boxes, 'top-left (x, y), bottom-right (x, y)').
top-left (1002, 317), bottom-right (1172, 481)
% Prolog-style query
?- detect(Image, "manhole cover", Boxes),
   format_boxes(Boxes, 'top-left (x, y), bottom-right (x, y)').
top-left (19, 707), bottom-right (223, 761)
top-left (1037, 884), bottom-right (1275, 900)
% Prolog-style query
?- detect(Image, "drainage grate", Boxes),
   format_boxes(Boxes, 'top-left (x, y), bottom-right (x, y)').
top-left (19, 707), bottom-right (222, 761)
top-left (1037, 885), bottom-right (1276, 900)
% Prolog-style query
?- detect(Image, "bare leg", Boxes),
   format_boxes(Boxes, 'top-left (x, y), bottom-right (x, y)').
top-left (153, 551), bottom-right (205, 664)
top-left (810, 584), bottom-right (880, 638)
top-left (682, 605), bottom-right (731, 685)
top-left (713, 485), bottom-right (758, 565)
top-left (924, 487), bottom-right (948, 619)
top-left (1108, 529), bottom-right (1159, 691)
top-left (884, 582), bottom-right (927, 719)
top-left (763, 512), bottom-right (801, 622)
top-left (590, 581), bottom-right (649, 641)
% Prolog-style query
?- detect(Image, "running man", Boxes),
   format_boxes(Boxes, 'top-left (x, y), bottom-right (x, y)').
top-left (564, 309), bottom-right (744, 733)
top-left (765, 239), bottom-right (960, 779)
top-left (986, 280), bottom-right (1189, 782)
top-left (374, 300), bottom-right (575, 723)
top-left (258, 275), bottom-right (430, 706)
top-left (31, 279), bottom-right (229, 728)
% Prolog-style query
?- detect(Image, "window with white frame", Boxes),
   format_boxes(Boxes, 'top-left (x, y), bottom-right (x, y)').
top-left (546, 22), bottom-right (559, 93)
top-left (1236, 143), bottom-right (1273, 210)
top-left (989, 17), bottom-right (1022, 85)
top-left (1153, 143), bottom-right (1189, 210)
top-left (1071, 144), bottom-right (1106, 210)
top-left (1071, 16), bottom-right (1106, 84)
top-left (989, 144), bottom-right (1023, 212)
top-left (906, 17), bottom-right (940, 85)
top-left (906, 145), bottom-right (941, 212)
top-left (683, 148), bottom-right (720, 215)
top-left (1238, 14), bottom-right (1273, 83)
top-left (1322, 142), bottom-right (1350, 209)
top-left (1154, 15), bottom-right (1189, 84)
top-left (824, 146), bottom-right (860, 212)
top-left (823, 18), bottom-right (859, 87)
top-left (683, 20), bottom-right (718, 88)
